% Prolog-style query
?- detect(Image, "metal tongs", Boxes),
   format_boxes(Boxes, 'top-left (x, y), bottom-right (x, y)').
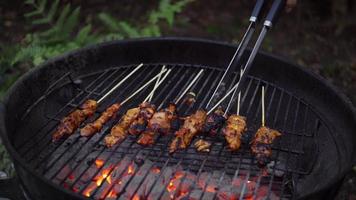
top-left (207, 0), bottom-right (287, 114)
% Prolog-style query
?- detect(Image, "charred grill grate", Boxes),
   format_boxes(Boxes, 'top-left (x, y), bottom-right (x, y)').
top-left (13, 64), bottom-right (323, 199)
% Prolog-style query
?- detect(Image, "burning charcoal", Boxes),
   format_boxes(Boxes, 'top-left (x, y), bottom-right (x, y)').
top-left (217, 185), bottom-right (239, 200)
top-left (147, 167), bottom-right (174, 199)
top-left (121, 160), bottom-right (153, 198)
top-left (255, 186), bottom-right (280, 200)
top-left (267, 161), bottom-right (285, 177)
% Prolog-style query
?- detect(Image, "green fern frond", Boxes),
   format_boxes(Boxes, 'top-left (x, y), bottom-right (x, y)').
top-left (98, 13), bottom-right (120, 32)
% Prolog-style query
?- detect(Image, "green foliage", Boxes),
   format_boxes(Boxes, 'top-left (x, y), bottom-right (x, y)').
top-left (0, 0), bottom-right (192, 70)
top-left (98, 0), bottom-right (192, 38)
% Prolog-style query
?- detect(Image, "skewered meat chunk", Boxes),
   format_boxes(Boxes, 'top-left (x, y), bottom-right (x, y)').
top-left (251, 126), bottom-right (281, 166)
top-left (52, 99), bottom-right (97, 142)
top-left (194, 139), bottom-right (211, 152)
top-left (128, 102), bottom-right (156, 135)
top-left (169, 109), bottom-right (207, 153)
top-left (104, 107), bottom-right (140, 147)
top-left (222, 114), bottom-right (247, 151)
top-left (183, 92), bottom-right (196, 106)
top-left (203, 107), bottom-right (226, 136)
top-left (80, 103), bottom-right (120, 137)
top-left (137, 103), bottom-right (178, 146)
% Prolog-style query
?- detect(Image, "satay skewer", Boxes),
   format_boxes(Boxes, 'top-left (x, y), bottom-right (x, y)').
top-left (80, 67), bottom-right (168, 137)
top-left (137, 69), bottom-right (205, 146)
top-left (105, 67), bottom-right (172, 147)
top-left (251, 85), bottom-right (282, 166)
top-left (52, 63), bottom-right (144, 142)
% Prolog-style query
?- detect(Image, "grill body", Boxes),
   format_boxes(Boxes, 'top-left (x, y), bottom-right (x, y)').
top-left (0, 38), bottom-right (355, 200)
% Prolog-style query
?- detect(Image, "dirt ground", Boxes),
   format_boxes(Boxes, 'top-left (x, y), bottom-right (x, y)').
top-left (1, 0), bottom-right (355, 199)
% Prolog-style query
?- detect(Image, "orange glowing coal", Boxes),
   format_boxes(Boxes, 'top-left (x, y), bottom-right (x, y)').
top-left (151, 167), bottom-right (160, 174)
top-left (166, 171), bottom-right (185, 193)
top-left (133, 194), bottom-right (140, 200)
top-left (95, 159), bottom-right (105, 168)
top-left (127, 164), bottom-right (135, 175)
top-left (167, 180), bottom-right (176, 192)
top-left (94, 166), bottom-right (113, 186)
top-left (107, 190), bottom-right (117, 198)
top-left (83, 183), bottom-right (96, 197)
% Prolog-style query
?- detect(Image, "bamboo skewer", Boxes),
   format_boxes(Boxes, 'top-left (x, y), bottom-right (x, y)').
top-left (120, 68), bottom-right (168, 105)
top-left (174, 69), bottom-right (205, 104)
top-left (97, 63), bottom-right (144, 104)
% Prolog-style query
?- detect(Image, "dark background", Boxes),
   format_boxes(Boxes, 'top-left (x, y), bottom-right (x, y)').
top-left (0, 0), bottom-right (355, 199)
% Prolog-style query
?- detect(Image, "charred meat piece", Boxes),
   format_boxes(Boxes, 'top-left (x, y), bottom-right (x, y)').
top-left (128, 102), bottom-right (156, 135)
top-left (169, 109), bottom-right (207, 153)
top-left (194, 139), bottom-right (211, 152)
top-left (183, 92), bottom-right (196, 106)
top-left (203, 107), bottom-right (226, 136)
top-left (52, 99), bottom-right (97, 142)
top-left (222, 114), bottom-right (247, 151)
top-left (137, 103), bottom-right (178, 145)
top-left (251, 126), bottom-right (282, 166)
top-left (80, 103), bottom-right (120, 137)
top-left (104, 107), bottom-right (140, 147)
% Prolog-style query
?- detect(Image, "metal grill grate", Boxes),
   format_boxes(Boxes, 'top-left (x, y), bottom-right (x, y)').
top-left (13, 64), bottom-right (323, 199)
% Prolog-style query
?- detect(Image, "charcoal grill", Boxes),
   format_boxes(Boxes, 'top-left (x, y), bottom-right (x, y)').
top-left (0, 38), bottom-right (356, 200)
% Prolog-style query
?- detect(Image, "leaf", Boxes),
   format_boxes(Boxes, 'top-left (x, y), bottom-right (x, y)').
top-left (61, 7), bottom-right (80, 37)
top-left (118, 21), bottom-right (140, 38)
top-left (98, 13), bottom-right (120, 32)
top-left (47, 0), bottom-right (60, 22)
top-left (75, 24), bottom-right (93, 44)
top-left (56, 4), bottom-right (71, 28)
top-left (32, 16), bottom-right (51, 25)
top-left (24, 0), bottom-right (47, 18)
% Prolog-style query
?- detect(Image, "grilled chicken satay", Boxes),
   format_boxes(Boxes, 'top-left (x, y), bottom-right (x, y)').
top-left (251, 126), bottom-right (281, 165)
top-left (194, 139), bottom-right (211, 152)
top-left (222, 114), bottom-right (247, 151)
top-left (104, 107), bottom-right (140, 147)
top-left (169, 109), bottom-right (207, 153)
top-left (128, 102), bottom-right (156, 135)
top-left (52, 99), bottom-right (97, 142)
top-left (137, 103), bottom-right (179, 145)
top-left (80, 103), bottom-right (121, 137)
top-left (203, 106), bottom-right (226, 136)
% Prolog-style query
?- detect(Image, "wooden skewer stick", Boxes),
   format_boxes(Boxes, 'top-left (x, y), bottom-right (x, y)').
top-left (120, 68), bottom-right (168, 105)
top-left (147, 66), bottom-right (166, 103)
top-left (224, 68), bottom-right (244, 116)
top-left (174, 69), bottom-right (204, 104)
top-left (237, 91), bottom-right (241, 115)
top-left (262, 85), bottom-right (265, 127)
top-left (97, 63), bottom-right (144, 104)
top-left (143, 67), bottom-right (172, 103)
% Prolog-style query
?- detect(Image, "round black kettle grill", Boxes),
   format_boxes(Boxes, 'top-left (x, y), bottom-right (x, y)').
top-left (0, 38), bottom-right (355, 200)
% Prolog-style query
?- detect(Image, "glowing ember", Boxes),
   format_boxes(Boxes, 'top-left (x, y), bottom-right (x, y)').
top-left (151, 167), bottom-right (161, 174)
top-left (82, 183), bottom-right (96, 197)
top-left (95, 159), bottom-right (105, 168)
top-left (107, 190), bottom-right (117, 198)
top-left (167, 180), bottom-right (176, 192)
top-left (127, 164), bottom-right (135, 175)
top-left (133, 194), bottom-right (140, 200)
top-left (94, 166), bottom-right (113, 186)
